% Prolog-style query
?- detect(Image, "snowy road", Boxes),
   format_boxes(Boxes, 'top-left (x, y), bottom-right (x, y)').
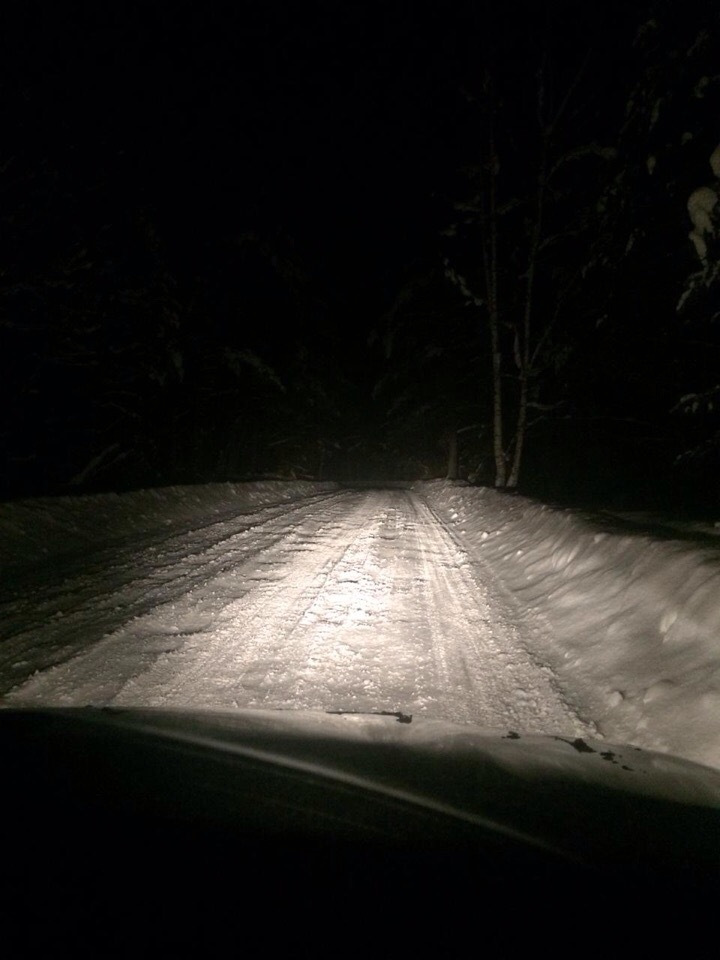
top-left (2, 489), bottom-right (590, 737)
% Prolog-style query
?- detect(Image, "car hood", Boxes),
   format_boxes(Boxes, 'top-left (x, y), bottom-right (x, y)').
top-left (3, 703), bottom-right (720, 880)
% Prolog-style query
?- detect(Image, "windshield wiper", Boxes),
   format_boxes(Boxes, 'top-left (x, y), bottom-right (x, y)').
top-left (326, 709), bottom-right (413, 725)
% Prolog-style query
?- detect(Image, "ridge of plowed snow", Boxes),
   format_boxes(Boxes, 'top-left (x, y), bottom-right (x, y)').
top-left (420, 481), bottom-right (720, 769)
top-left (0, 481), bottom-right (339, 577)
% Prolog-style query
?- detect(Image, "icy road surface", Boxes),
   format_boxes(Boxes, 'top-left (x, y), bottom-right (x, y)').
top-left (2, 489), bottom-right (591, 737)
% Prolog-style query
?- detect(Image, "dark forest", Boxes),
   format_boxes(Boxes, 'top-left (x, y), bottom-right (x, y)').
top-left (2, 1), bottom-right (719, 514)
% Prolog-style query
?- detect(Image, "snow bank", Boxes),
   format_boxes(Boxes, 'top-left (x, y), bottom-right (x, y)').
top-left (0, 481), bottom-right (338, 576)
top-left (419, 481), bottom-right (720, 769)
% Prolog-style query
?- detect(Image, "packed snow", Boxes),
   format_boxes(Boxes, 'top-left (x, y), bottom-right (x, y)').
top-left (1, 479), bottom-right (719, 770)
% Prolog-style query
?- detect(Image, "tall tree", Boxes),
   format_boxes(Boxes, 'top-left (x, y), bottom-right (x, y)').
top-left (442, 54), bottom-right (615, 489)
top-left (590, 0), bottom-right (720, 500)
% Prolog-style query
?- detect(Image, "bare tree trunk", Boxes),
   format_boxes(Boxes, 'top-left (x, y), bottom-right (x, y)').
top-left (446, 430), bottom-right (459, 480)
top-left (508, 377), bottom-right (528, 489)
top-left (507, 266), bottom-right (533, 488)
top-left (508, 129), bottom-right (548, 489)
top-left (483, 128), bottom-right (507, 487)
top-left (490, 312), bottom-right (505, 487)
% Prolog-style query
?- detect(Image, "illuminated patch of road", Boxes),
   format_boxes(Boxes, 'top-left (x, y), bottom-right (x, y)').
top-left (7, 491), bottom-right (590, 737)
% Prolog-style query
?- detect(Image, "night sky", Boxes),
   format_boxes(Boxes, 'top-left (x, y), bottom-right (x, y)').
top-left (2, 1), bottom-right (719, 512)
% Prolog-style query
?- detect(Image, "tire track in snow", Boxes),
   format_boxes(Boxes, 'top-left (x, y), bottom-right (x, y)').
top-left (112, 496), bottom-right (388, 708)
top-left (6, 490), bottom-right (593, 738)
top-left (5, 493), bottom-right (377, 706)
top-left (0, 491), bottom-right (349, 696)
top-left (407, 497), bottom-right (590, 733)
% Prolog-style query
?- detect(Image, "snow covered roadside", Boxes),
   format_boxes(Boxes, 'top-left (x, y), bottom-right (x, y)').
top-left (0, 481), bottom-right (338, 578)
top-left (0, 481), bottom-right (340, 691)
top-left (418, 481), bottom-right (720, 770)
